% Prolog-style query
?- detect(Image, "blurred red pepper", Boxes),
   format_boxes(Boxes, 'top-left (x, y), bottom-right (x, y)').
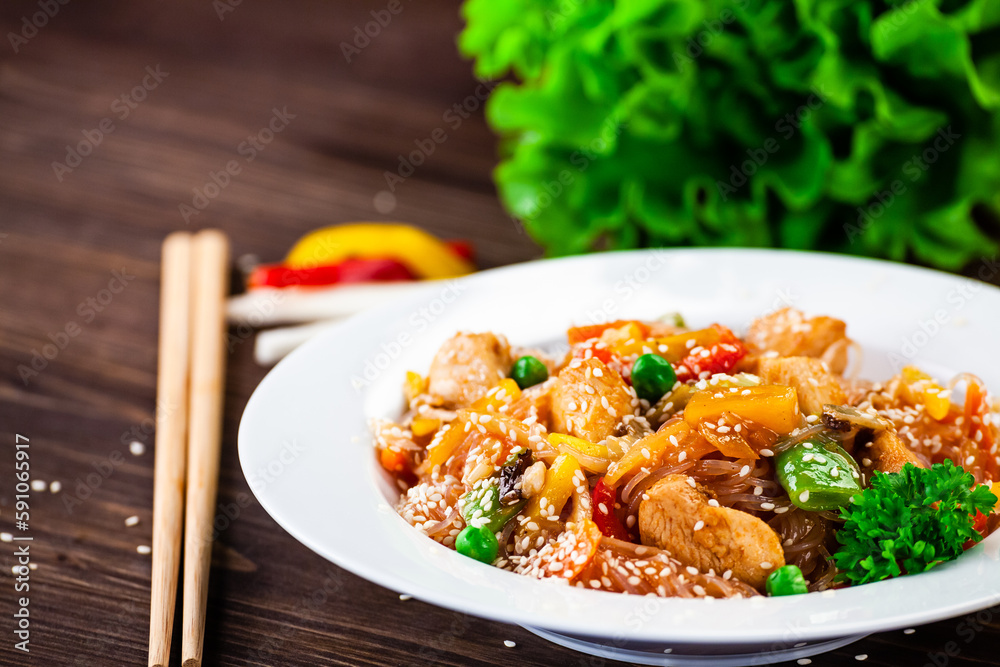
top-left (249, 258), bottom-right (416, 289)
top-left (592, 478), bottom-right (630, 541)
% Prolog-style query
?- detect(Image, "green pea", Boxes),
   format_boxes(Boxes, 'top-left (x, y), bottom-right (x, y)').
top-left (511, 356), bottom-right (548, 389)
top-left (456, 524), bottom-right (499, 564)
top-left (631, 354), bottom-right (677, 403)
top-left (775, 438), bottom-right (862, 511)
top-left (766, 564), bottom-right (809, 596)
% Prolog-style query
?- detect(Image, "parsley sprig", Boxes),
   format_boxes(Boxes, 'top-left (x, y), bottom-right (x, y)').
top-left (834, 461), bottom-right (997, 585)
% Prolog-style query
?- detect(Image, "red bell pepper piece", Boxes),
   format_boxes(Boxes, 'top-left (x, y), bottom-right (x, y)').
top-left (249, 258), bottom-right (416, 289)
top-left (445, 240), bottom-right (475, 263)
top-left (675, 324), bottom-right (748, 382)
top-left (592, 478), bottom-right (630, 541)
top-left (963, 510), bottom-right (989, 550)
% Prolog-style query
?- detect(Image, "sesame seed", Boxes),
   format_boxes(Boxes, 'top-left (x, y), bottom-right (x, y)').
top-left (49, 480), bottom-right (62, 493)
top-left (686, 477), bottom-right (697, 488)
top-left (593, 368), bottom-right (604, 377)
top-left (739, 465), bottom-right (750, 476)
top-left (686, 566), bottom-right (699, 576)
top-left (774, 506), bottom-right (789, 514)
top-left (129, 441), bottom-right (146, 456)
top-left (760, 561), bottom-right (772, 569)
top-left (124, 515), bottom-right (140, 527)
top-left (693, 520), bottom-right (705, 531)
top-left (30, 480), bottom-right (46, 492)
top-left (855, 655), bottom-right (868, 661)
top-left (707, 499), bottom-right (720, 507)
top-left (903, 628), bottom-right (915, 635)
top-left (797, 660), bottom-right (812, 666)
top-left (760, 448), bottom-right (774, 457)
top-left (760, 502), bottom-right (775, 510)
top-left (399, 594), bottom-right (412, 601)
top-left (136, 545), bottom-right (152, 555)
top-left (799, 490), bottom-right (810, 503)
top-left (0, 533), bottom-right (12, 543)
top-left (965, 455), bottom-right (976, 466)
top-left (504, 640), bottom-right (517, 648)
top-left (831, 467), bottom-right (840, 478)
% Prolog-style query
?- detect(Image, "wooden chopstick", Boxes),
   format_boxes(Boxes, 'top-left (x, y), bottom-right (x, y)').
top-left (181, 230), bottom-right (230, 667)
top-left (149, 232), bottom-right (194, 667)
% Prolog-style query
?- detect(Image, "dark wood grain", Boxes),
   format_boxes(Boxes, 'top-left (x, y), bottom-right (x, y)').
top-left (1, 2), bottom-right (999, 666)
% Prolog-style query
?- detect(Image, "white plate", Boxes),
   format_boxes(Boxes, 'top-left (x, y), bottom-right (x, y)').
top-left (239, 249), bottom-right (1000, 663)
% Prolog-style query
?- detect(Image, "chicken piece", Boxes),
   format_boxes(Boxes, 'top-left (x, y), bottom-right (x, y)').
top-left (757, 356), bottom-right (846, 416)
top-left (865, 429), bottom-right (927, 474)
top-left (551, 357), bottom-right (633, 442)
top-left (746, 308), bottom-right (851, 374)
top-left (427, 332), bottom-right (512, 408)
top-left (638, 474), bottom-right (784, 591)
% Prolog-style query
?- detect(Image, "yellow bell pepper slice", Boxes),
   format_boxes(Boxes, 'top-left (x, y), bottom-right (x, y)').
top-left (404, 371), bottom-right (427, 403)
top-left (471, 378), bottom-right (521, 412)
top-left (548, 433), bottom-right (610, 474)
top-left (685, 385), bottom-right (800, 435)
top-left (285, 223), bottom-right (475, 279)
top-left (411, 417), bottom-right (440, 438)
top-left (522, 453), bottom-right (582, 524)
top-left (604, 420), bottom-right (712, 487)
top-left (612, 327), bottom-right (722, 361)
top-left (900, 366), bottom-right (952, 421)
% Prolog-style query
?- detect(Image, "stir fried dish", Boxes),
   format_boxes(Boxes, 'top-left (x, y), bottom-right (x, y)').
top-left (372, 309), bottom-right (1000, 599)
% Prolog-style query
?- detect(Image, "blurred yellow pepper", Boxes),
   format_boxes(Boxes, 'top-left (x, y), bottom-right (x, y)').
top-left (285, 223), bottom-right (475, 279)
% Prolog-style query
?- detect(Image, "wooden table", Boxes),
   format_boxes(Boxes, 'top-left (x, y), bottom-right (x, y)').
top-left (2, 1), bottom-right (998, 665)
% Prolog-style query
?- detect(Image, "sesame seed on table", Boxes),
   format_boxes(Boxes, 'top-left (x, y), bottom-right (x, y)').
top-left (2, 1), bottom-right (1000, 666)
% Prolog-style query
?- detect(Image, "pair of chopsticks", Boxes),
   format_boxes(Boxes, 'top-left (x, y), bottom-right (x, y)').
top-left (149, 230), bottom-right (230, 667)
